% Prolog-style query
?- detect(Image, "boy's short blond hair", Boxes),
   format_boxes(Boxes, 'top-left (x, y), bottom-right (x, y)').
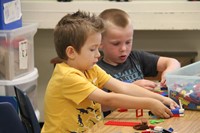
top-left (99, 8), bottom-right (130, 28)
top-left (54, 10), bottom-right (104, 60)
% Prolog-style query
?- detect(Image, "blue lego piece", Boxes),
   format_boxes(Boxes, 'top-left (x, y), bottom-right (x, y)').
top-left (162, 127), bottom-right (174, 133)
top-left (161, 91), bottom-right (168, 97)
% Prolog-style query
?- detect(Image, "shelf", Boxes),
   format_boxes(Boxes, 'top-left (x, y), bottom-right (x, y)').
top-left (21, 1), bottom-right (200, 30)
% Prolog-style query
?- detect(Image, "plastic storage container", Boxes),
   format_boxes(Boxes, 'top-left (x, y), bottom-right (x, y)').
top-left (0, 0), bottom-right (22, 30)
top-left (166, 61), bottom-right (200, 110)
top-left (0, 68), bottom-right (39, 118)
top-left (0, 23), bottom-right (38, 80)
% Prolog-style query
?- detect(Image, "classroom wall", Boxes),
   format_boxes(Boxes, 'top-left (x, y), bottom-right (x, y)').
top-left (35, 29), bottom-right (200, 122)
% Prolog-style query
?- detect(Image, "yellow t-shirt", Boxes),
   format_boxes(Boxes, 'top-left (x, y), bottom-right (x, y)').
top-left (41, 63), bottom-right (111, 133)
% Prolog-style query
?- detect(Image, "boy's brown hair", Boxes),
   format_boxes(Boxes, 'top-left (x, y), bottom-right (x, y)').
top-left (54, 10), bottom-right (105, 60)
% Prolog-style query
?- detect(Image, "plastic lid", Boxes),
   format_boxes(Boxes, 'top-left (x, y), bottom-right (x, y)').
top-left (0, 68), bottom-right (38, 86)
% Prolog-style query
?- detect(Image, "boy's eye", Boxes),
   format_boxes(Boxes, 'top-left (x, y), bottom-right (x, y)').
top-left (126, 41), bottom-right (131, 45)
top-left (126, 39), bottom-right (132, 44)
top-left (90, 47), bottom-right (97, 51)
top-left (90, 49), bottom-right (95, 51)
top-left (112, 42), bottom-right (120, 46)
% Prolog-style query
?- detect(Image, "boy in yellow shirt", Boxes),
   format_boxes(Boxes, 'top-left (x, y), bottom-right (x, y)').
top-left (42, 10), bottom-right (178, 133)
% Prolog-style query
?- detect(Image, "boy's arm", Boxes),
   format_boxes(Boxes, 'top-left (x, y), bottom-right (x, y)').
top-left (87, 81), bottom-right (173, 118)
top-left (88, 77), bottom-right (179, 118)
top-left (157, 57), bottom-right (181, 86)
top-left (133, 79), bottom-right (157, 90)
top-left (103, 77), bottom-right (178, 109)
top-left (104, 77), bottom-right (163, 101)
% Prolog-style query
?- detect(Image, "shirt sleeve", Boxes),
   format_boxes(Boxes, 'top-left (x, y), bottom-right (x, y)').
top-left (60, 65), bottom-right (111, 105)
top-left (131, 50), bottom-right (159, 77)
top-left (94, 64), bottom-right (112, 89)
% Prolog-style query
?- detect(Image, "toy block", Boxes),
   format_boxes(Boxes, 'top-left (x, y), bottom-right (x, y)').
top-left (136, 109), bottom-right (143, 117)
top-left (104, 120), bottom-right (140, 127)
top-left (117, 108), bottom-right (128, 112)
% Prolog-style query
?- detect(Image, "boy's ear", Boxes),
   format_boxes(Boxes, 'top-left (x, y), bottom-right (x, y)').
top-left (66, 46), bottom-right (76, 59)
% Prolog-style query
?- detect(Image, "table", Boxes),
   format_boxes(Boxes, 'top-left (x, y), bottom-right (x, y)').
top-left (87, 109), bottom-right (200, 133)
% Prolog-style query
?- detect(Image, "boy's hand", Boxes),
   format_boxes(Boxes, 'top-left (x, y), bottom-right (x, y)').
top-left (160, 77), bottom-right (167, 87)
top-left (161, 97), bottom-right (179, 110)
top-left (133, 79), bottom-right (157, 90)
top-left (149, 99), bottom-right (173, 118)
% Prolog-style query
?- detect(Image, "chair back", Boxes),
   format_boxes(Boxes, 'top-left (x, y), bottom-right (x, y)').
top-left (0, 102), bottom-right (27, 133)
top-left (14, 85), bottom-right (41, 133)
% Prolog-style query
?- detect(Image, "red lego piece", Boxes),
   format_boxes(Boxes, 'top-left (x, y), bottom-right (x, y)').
top-left (136, 109), bottom-right (143, 117)
top-left (141, 131), bottom-right (151, 133)
top-left (118, 108), bottom-right (128, 112)
top-left (173, 114), bottom-right (184, 117)
top-left (104, 120), bottom-right (141, 127)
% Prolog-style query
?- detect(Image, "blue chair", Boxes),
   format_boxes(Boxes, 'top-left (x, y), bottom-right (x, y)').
top-left (14, 85), bottom-right (41, 133)
top-left (0, 95), bottom-right (18, 112)
top-left (0, 102), bottom-right (27, 133)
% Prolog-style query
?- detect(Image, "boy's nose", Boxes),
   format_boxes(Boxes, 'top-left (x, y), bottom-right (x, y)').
top-left (120, 44), bottom-right (127, 51)
top-left (96, 50), bottom-right (101, 58)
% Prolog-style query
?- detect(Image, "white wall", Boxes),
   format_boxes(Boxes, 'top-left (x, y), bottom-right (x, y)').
top-left (21, 1), bottom-right (200, 30)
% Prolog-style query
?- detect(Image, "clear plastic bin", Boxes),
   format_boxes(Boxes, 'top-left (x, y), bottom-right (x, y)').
top-left (0, 23), bottom-right (38, 80)
top-left (166, 61), bottom-right (200, 110)
top-left (0, 68), bottom-right (40, 118)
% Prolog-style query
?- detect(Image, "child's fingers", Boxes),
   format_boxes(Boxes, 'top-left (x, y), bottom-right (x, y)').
top-left (161, 111), bottom-right (171, 118)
